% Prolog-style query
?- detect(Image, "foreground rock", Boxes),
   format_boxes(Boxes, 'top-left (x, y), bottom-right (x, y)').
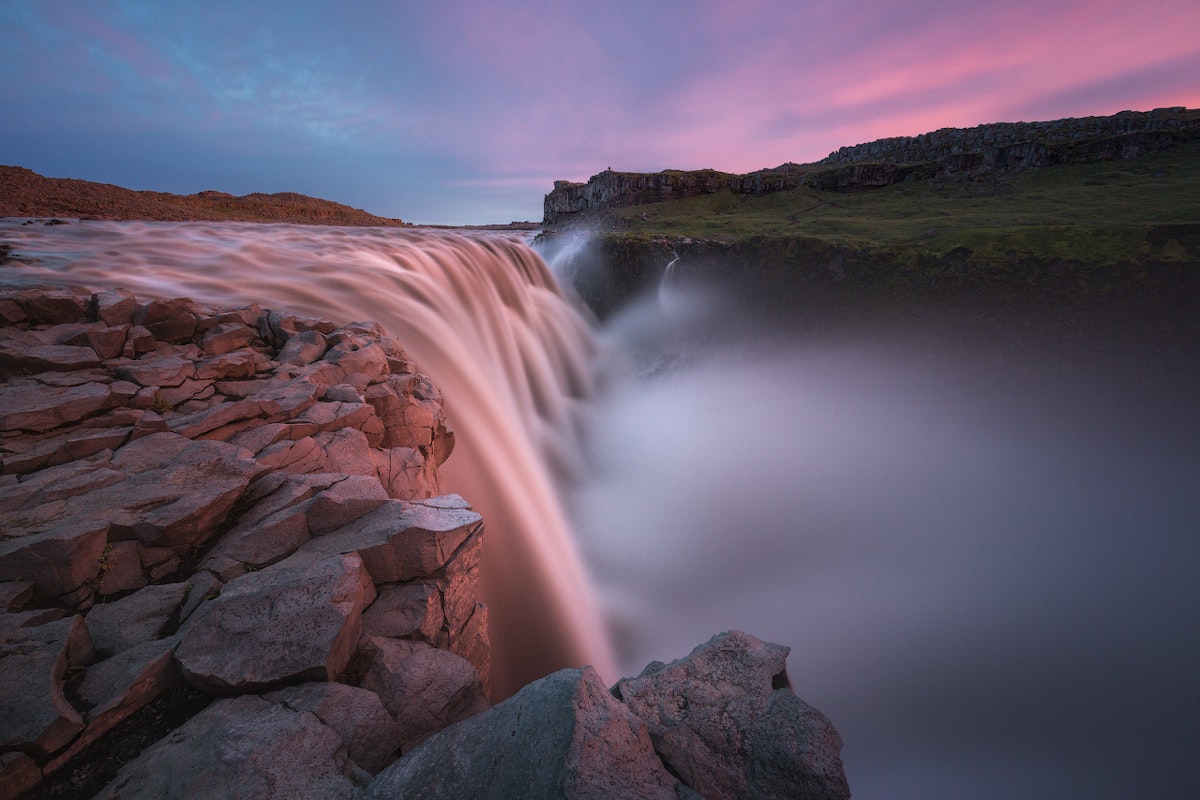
top-left (366, 631), bottom-right (849, 800)
top-left (0, 285), bottom-right (484, 797)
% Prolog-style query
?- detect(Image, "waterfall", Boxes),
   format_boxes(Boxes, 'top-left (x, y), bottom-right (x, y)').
top-left (0, 219), bottom-right (615, 698)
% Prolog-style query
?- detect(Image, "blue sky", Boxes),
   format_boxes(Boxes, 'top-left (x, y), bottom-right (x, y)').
top-left (4, 0), bottom-right (1199, 224)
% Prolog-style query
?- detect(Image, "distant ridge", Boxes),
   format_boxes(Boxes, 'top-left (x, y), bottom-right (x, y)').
top-left (0, 166), bottom-right (407, 226)
top-left (544, 107), bottom-right (1200, 223)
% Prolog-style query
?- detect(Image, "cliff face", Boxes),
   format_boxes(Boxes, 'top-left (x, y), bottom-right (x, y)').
top-left (543, 107), bottom-right (1200, 223)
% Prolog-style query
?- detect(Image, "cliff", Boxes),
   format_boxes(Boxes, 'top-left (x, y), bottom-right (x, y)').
top-left (0, 167), bottom-right (406, 227)
top-left (543, 107), bottom-right (1200, 223)
top-left (0, 285), bottom-right (849, 799)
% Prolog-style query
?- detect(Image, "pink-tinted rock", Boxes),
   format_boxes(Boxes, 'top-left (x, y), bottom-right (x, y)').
top-left (256, 435), bottom-right (325, 473)
top-left (315, 428), bottom-right (375, 476)
top-left (168, 396), bottom-right (262, 439)
top-left (0, 615), bottom-right (93, 757)
top-left (253, 377), bottom-right (321, 420)
top-left (358, 637), bottom-right (489, 751)
top-left (200, 322), bottom-right (257, 356)
top-left (0, 581), bottom-right (35, 611)
top-left (362, 666), bottom-right (678, 800)
top-left (176, 553), bottom-right (374, 693)
top-left (306, 474), bottom-right (390, 535)
top-left (278, 329), bottom-right (328, 366)
top-left (323, 343), bottom-right (389, 381)
top-left (194, 349), bottom-right (261, 380)
top-left (114, 355), bottom-right (196, 388)
top-left (361, 582), bottom-right (443, 643)
top-left (0, 380), bottom-right (111, 432)
top-left (0, 343), bottom-right (104, 374)
top-left (134, 297), bottom-right (198, 343)
top-left (0, 519), bottom-right (110, 598)
top-left (121, 325), bottom-right (156, 357)
top-left (228, 421), bottom-right (290, 454)
top-left (288, 400), bottom-right (375, 437)
top-left (371, 446), bottom-right (434, 499)
top-left (62, 324), bottom-right (129, 360)
top-left (94, 288), bottom-right (138, 327)
top-left (92, 694), bottom-right (365, 800)
top-left (296, 497), bottom-right (481, 583)
top-left (16, 287), bottom-right (91, 325)
top-left (156, 378), bottom-right (214, 407)
top-left (613, 630), bottom-right (851, 800)
top-left (96, 539), bottom-right (148, 596)
top-left (264, 682), bottom-right (400, 773)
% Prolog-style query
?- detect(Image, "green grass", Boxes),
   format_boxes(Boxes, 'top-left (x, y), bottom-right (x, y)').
top-left (611, 142), bottom-right (1200, 268)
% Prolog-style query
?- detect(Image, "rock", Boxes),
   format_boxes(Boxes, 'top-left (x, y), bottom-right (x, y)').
top-left (45, 636), bottom-right (182, 774)
top-left (305, 474), bottom-right (390, 535)
top-left (94, 288), bottom-right (138, 327)
top-left (361, 582), bottom-right (443, 643)
top-left (115, 355), bottom-right (196, 388)
top-left (613, 630), bottom-right (850, 800)
top-left (0, 343), bottom-right (104, 375)
top-left (294, 497), bottom-right (481, 583)
top-left (357, 637), bottom-right (489, 751)
top-left (199, 322), bottom-right (256, 355)
top-left (0, 615), bottom-right (93, 757)
top-left (96, 539), bottom-right (148, 596)
top-left (0, 380), bottom-right (111, 432)
top-left (0, 518), bottom-right (110, 599)
top-left (277, 329), bottom-right (328, 365)
top-left (315, 427), bottom-right (376, 476)
top-left (133, 297), bottom-right (198, 343)
top-left (363, 666), bottom-right (678, 800)
top-left (92, 694), bottom-right (366, 800)
top-left (0, 751), bottom-right (42, 800)
top-left (176, 553), bottom-right (374, 693)
top-left (264, 682), bottom-right (400, 773)
top-left (62, 323), bottom-right (129, 360)
top-left (85, 582), bottom-right (189, 658)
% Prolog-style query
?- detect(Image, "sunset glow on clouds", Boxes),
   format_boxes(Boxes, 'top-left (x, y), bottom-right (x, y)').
top-left (5, 0), bottom-right (1199, 223)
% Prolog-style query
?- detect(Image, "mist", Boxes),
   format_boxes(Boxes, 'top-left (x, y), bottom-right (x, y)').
top-left (561, 252), bottom-right (1200, 799)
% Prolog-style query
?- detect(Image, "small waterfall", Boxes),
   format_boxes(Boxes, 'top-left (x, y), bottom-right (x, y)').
top-left (0, 219), bottom-right (616, 697)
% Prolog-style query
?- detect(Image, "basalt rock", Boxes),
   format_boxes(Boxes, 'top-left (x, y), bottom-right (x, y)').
top-left (0, 285), bottom-right (484, 796)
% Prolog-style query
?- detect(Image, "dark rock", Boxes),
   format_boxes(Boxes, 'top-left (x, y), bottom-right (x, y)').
top-left (92, 694), bottom-right (366, 800)
top-left (363, 666), bottom-right (678, 800)
top-left (0, 615), bottom-right (93, 757)
top-left (264, 682), bottom-right (400, 773)
top-left (614, 630), bottom-right (850, 800)
top-left (85, 582), bottom-right (189, 658)
top-left (357, 636), bottom-right (489, 751)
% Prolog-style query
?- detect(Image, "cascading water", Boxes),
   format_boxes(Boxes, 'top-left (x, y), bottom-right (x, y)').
top-left (0, 219), bottom-right (615, 699)
top-left (4, 219), bottom-right (1198, 798)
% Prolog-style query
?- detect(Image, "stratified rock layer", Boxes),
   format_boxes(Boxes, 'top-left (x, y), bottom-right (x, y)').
top-left (0, 285), bottom-right (487, 797)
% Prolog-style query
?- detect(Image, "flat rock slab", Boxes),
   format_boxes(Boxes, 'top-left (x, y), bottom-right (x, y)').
top-left (176, 553), bottom-right (374, 693)
top-left (613, 630), bottom-right (851, 800)
top-left (363, 666), bottom-right (679, 800)
top-left (296, 496), bottom-right (481, 583)
top-left (0, 380), bottom-right (111, 432)
top-left (92, 694), bottom-right (365, 800)
top-left (1, 433), bottom-right (265, 558)
top-left (85, 582), bottom-right (190, 658)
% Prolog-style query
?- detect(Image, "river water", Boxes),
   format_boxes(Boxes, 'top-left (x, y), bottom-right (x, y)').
top-left (3, 219), bottom-right (1197, 798)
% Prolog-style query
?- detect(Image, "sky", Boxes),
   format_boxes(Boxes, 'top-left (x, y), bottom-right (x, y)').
top-left (3, 0), bottom-right (1199, 225)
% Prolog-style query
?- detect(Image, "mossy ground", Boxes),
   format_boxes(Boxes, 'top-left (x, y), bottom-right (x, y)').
top-left (609, 141), bottom-right (1200, 271)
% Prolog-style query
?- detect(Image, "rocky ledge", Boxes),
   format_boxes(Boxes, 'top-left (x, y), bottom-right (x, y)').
top-left (0, 285), bottom-right (849, 798)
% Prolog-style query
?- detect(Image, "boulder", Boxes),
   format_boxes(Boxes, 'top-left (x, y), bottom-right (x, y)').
top-left (176, 553), bottom-right (374, 693)
top-left (363, 666), bottom-right (678, 800)
top-left (264, 682), bottom-right (400, 773)
top-left (357, 637), bottom-right (490, 751)
top-left (92, 694), bottom-right (366, 800)
top-left (613, 630), bottom-right (851, 800)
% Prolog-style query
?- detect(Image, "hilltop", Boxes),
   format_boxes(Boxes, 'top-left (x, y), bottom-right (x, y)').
top-left (0, 166), bottom-right (407, 227)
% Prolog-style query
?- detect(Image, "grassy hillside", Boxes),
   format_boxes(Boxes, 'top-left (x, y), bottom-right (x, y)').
top-left (607, 141), bottom-right (1200, 271)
